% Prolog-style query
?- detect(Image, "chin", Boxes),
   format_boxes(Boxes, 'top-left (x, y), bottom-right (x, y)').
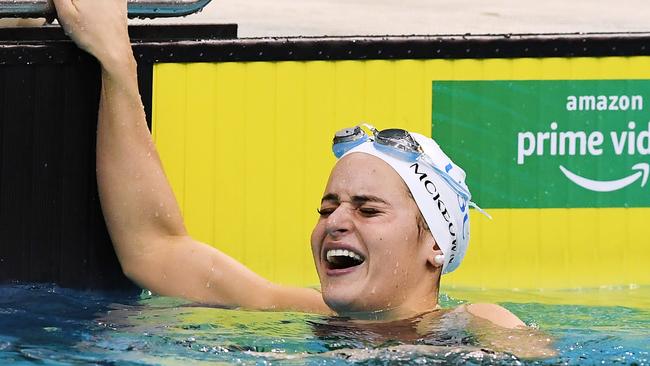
top-left (315, 259), bottom-right (393, 316)
top-left (320, 283), bottom-right (365, 315)
top-left (320, 283), bottom-right (390, 317)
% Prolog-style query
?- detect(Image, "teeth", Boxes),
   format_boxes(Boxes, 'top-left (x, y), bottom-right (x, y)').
top-left (326, 249), bottom-right (364, 262)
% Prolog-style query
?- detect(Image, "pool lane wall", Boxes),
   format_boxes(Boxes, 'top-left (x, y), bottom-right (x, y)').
top-left (2, 27), bottom-right (649, 290)
top-left (150, 35), bottom-right (650, 290)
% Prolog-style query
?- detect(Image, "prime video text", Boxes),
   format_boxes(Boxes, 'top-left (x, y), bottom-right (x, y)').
top-left (517, 95), bottom-right (648, 165)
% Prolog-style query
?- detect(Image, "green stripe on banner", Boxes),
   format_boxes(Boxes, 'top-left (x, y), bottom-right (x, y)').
top-left (432, 80), bottom-right (650, 209)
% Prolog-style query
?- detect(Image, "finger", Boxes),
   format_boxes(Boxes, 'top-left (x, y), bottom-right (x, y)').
top-left (51, 0), bottom-right (77, 25)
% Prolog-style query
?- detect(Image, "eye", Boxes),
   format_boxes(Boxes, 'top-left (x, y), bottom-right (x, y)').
top-left (317, 207), bottom-right (335, 217)
top-left (357, 207), bottom-right (381, 217)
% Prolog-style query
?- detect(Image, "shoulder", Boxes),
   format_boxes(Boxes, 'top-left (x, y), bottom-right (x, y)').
top-left (464, 303), bottom-right (526, 329)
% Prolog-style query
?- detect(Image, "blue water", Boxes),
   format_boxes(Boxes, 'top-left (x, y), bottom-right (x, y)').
top-left (0, 283), bottom-right (648, 365)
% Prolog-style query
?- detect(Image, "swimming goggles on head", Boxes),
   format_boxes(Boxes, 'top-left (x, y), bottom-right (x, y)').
top-left (332, 124), bottom-right (473, 203)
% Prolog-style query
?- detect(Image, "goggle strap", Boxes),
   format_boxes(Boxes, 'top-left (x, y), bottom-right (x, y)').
top-left (360, 123), bottom-right (379, 136)
top-left (420, 155), bottom-right (491, 219)
top-left (469, 201), bottom-right (492, 220)
top-left (419, 154), bottom-right (471, 201)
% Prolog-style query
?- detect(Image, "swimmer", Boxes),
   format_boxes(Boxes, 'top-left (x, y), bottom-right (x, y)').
top-left (52, 0), bottom-right (554, 358)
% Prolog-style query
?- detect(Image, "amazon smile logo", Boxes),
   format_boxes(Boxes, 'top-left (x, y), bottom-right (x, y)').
top-left (559, 163), bottom-right (649, 192)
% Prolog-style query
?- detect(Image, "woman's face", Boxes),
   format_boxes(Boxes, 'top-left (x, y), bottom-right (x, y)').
top-left (311, 153), bottom-right (439, 319)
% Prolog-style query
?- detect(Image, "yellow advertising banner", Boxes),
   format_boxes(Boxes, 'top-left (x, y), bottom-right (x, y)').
top-left (152, 57), bottom-right (650, 290)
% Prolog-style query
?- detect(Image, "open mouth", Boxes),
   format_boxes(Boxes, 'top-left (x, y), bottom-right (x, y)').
top-left (325, 249), bottom-right (365, 270)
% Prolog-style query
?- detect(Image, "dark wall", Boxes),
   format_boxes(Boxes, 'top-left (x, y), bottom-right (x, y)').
top-left (0, 24), bottom-right (236, 289)
top-left (0, 54), bottom-right (130, 288)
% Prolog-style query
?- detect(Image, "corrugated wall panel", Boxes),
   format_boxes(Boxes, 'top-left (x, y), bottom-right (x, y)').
top-left (0, 62), bottom-right (135, 289)
top-left (0, 24), bottom-right (237, 288)
top-left (153, 60), bottom-right (430, 286)
top-left (152, 56), bottom-right (650, 289)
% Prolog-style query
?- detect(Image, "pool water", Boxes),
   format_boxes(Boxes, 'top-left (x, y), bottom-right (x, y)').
top-left (0, 283), bottom-right (648, 365)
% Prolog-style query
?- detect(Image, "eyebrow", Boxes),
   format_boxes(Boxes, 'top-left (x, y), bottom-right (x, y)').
top-left (321, 193), bottom-right (340, 203)
top-left (320, 193), bottom-right (390, 205)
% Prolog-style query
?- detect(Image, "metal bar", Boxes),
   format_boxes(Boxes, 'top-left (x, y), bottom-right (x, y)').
top-left (0, 0), bottom-right (212, 18)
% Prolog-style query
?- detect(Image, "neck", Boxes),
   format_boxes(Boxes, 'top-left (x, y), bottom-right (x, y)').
top-left (339, 294), bottom-right (440, 322)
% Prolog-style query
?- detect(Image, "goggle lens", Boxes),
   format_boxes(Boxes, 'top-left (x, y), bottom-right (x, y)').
top-left (374, 128), bottom-right (422, 162)
top-left (332, 126), bottom-right (368, 158)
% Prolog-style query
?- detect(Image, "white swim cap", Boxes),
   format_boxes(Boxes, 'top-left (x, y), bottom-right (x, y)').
top-left (340, 132), bottom-right (471, 274)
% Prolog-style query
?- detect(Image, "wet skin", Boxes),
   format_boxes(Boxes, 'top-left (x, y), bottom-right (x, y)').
top-left (311, 153), bottom-right (442, 319)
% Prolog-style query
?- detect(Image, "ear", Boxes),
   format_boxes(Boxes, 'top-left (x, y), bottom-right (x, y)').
top-left (425, 241), bottom-right (445, 270)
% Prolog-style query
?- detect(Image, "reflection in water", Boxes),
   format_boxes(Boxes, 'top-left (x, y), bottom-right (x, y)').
top-left (1, 283), bottom-right (649, 365)
top-left (309, 309), bottom-right (475, 350)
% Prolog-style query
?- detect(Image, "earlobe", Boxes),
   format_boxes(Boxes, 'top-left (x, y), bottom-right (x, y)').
top-left (426, 241), bottom-right (445, 269)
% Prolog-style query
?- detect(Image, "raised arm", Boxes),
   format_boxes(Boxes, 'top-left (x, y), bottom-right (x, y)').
top-left (52, 0), bottom-right (330, 314)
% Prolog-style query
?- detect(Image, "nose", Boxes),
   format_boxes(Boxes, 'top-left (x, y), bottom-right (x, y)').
top-left (325, 204), bottom-right (354, 237)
